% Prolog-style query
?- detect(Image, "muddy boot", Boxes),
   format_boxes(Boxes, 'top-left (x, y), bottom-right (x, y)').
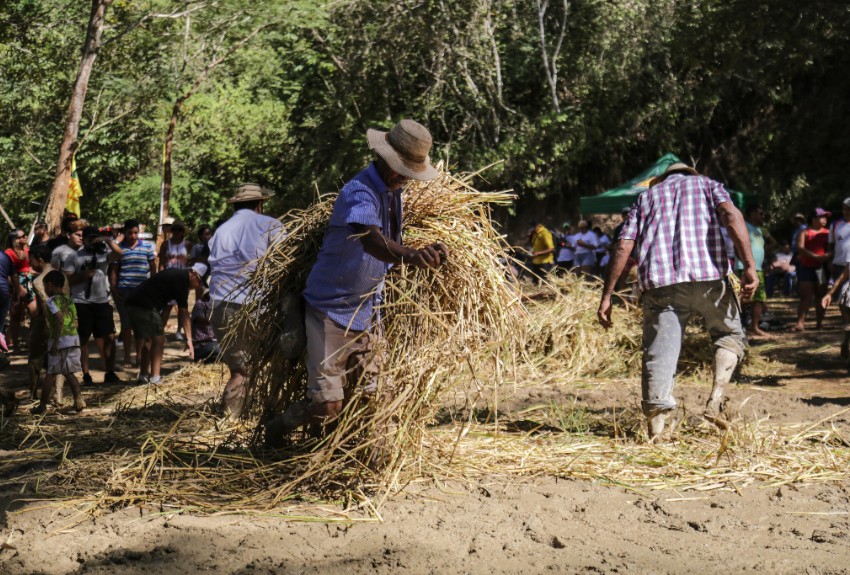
top-left (705, 348), bottom-right (738, 416)
top-left (647, 409), bottom-right (672, 440)
top-left (265, 400), bottom-right (313, 448)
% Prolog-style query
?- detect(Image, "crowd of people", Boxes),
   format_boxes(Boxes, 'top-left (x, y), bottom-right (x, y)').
top-left (0, 212), bottom-right (219, 412)
top-left (523, 219), bottom-right (615, 282)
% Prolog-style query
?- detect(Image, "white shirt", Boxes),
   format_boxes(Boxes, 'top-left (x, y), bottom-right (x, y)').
top-left (574, 231), bottom-right (597, 255)
top-left (595, 234), bottom-right (610, 254)
top-left (829, 219), bottom-right (850, 266)
top-left (208, 209), bottom-right (285, 304)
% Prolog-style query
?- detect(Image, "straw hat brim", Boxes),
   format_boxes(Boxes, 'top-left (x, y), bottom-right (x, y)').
top-left (649, 163), bottom-right (699, 188)
top-left (226, 191), bottom-right (274, 204)
top-left (367, 128), bottom-right (439, 181)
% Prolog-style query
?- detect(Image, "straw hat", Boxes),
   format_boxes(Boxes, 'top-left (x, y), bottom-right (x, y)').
top-left (366, 120), bottom-right (439, 181)
top-left (227, 183), bottom-right (275, 204)
top-left (648, 162), bottom-right (699, 187)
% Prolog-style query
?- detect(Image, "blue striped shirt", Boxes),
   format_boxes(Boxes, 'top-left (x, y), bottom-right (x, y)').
top-left (117, 240), bottom-right (156, 289)
top-left (304, 162), bottom-right (402, 331)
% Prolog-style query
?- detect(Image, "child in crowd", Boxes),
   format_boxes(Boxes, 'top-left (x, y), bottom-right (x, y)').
top-left (32, 271), bottom-right (85, 414)
top-left (191, 290), bottom-right (220, 363)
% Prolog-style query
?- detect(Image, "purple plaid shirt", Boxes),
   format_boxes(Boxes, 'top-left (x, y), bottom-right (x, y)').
top-left (620, 174), bottom-right (732, 291)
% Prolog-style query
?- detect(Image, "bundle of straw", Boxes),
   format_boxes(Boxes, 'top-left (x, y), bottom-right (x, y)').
top-left (227, 167), bottom-right (525, 490)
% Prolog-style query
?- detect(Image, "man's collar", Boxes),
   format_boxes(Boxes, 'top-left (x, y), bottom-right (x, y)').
top-left (366, 162), bottom-right (390, 194)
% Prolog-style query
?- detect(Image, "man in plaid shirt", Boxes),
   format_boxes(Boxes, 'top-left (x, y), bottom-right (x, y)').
top-left (597, 163), bottom-right (758, 439)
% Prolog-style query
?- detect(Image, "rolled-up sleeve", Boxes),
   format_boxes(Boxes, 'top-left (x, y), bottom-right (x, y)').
top-left (619, 204), bottom-right (640, 241)
top-left (345, 184), bottom-right (381, 228)
top-left (710, 180), bottom-right (732, 207)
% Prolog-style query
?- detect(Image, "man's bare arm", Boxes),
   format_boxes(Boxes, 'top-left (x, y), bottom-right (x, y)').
top-left (597, 238), bottom-right (635, 329)
top-left (351, 224), bottom-right (447, 268)
top-left (717, 201), bottom-right (758, 296)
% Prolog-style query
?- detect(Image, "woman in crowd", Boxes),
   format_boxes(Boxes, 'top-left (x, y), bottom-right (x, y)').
top-left (791, 208), bottom-right (831, 331)
top-left (5, 229), bottom-right (37, 349)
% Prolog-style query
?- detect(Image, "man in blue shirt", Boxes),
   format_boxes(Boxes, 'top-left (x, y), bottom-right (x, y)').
top-left (267, 119), bottom-right (447, 444)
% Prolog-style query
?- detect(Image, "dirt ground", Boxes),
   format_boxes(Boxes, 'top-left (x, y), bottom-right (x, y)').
top-left (1, 296), bottom-right (850, 574)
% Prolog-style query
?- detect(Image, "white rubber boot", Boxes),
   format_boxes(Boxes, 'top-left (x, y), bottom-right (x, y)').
top-left (647, 410), bottom-right (669, 440)
top-left (705, 348), bottom-right (738, 415)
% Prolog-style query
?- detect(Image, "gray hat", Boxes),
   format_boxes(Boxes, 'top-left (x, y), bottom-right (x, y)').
top-left (227, 183), bottom-right (275, 204)
top-left (843, 197), bottom-right (850, 209)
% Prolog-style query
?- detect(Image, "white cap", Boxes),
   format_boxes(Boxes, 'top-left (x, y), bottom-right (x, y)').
top-left (190, 262), bottom-right (209, 285)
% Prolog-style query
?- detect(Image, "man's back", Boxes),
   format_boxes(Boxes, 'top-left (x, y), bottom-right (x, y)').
top-left (208, 209), bottom-right (282, 304)
top-left (621, 174), bottom-right (731, 290)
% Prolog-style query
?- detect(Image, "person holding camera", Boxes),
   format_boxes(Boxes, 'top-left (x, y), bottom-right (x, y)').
top-left (52, 223), bottom-right (123, 385)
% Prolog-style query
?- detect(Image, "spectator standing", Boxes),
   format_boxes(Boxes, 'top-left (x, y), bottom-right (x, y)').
top-left (527, 222), bottom-right (555, 283)
top-left (208, 184), bottom-right (285, 416)
top-left (792, 208), bottom-right (831, 331)
top-left (790, 212), bottom-right (807, 266)
top-left (158, 220), bottom-right (192, 340)
top-left (29, 221), bottom-right (49, 251)
top-left (593, 226), bottom-right (611, 276)
top-left (736, 204), bottom-right (777, 336)
top-left (828, 198), bottom-right (850, 284)
top-left (555, 222), bottom-right (575, 273)
top-left (124, 263), bottom-right (206, 384)
top-left (111, 219), bottom-right (156, 367)
top-left (0, 249), bottom-right (17, 353)
top-left (573, 220), bottom-right (598, 275)
top-left (597, 163), bottom-right (756, 439)
top-left (27, 244), bottom-right (68, 399)
top-left (6, 229), bottom-right (37, 350)
top-left (31, 271), bottom-right (85, 414)
top-left (190, 224), bottom-right (213, 265)
top-left (73, 227), bottom-right (123, 384)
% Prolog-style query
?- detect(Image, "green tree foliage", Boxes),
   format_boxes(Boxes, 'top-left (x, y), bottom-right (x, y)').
top-left (0, 0), bottom-right (848, 234)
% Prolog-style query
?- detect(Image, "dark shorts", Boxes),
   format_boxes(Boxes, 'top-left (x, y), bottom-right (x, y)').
top-left (115, 287), bottom-right (135, 331)
top-left (798, 264), bottom-right (826, 284)
top-left (127, 305), bottom-right (164, 340)
top-left (194, 340), bottom-right (221, 364)
top-left (77, 302), bottom-right (116, 341)
top-left (0, 292), bottom-right (10, 335)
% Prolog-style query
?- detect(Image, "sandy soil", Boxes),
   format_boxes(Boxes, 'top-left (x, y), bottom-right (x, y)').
top-left (1, 297), bottom-right (850, 574)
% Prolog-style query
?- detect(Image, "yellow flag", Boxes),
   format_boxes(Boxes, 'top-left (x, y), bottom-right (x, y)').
top-left (67, 155), bottom-right (83, 217)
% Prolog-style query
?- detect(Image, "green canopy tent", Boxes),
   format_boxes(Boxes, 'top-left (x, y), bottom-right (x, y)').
top-left (579, 153), bottom-right (752, 214)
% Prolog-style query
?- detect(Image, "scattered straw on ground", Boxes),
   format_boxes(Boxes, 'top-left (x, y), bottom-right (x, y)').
top-left (0, 167), bottom-right (844, 522)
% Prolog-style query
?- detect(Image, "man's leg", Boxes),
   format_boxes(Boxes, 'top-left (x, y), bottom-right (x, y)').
top-left (641, 285), bottom-right (688, 438)
top-left (212, 302), bottom-right (249, 416)
top-left (698, 280), bottom-right (746, 416)
top-left (138, 338), bottom-right (151, 378)
top-left (266, 307), bottom-right (356, 446)
top-left (150, 335), bottom-right (165, 379)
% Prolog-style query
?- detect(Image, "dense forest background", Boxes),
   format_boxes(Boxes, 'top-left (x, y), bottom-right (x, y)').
top-left (1, 0), bottom-right (848, 237)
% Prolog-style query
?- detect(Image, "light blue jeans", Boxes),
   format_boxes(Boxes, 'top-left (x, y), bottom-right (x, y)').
top-left (641, 279), bottom-right (746, 415)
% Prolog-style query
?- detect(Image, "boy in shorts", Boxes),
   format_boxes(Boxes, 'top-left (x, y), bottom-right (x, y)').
top-left (32, 271), bottom-right (85, 414)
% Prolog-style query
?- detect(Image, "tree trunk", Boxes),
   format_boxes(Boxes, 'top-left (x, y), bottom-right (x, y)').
top-left (45, 0), bottom-right (113, 236)
top-left (159, 22), bottom-right (272, 229)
